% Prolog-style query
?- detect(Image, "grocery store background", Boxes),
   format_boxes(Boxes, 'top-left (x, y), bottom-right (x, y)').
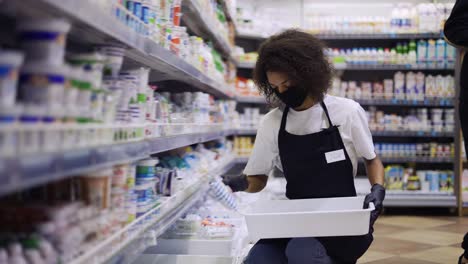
top-left (0, 0), bottom-right (467, 263)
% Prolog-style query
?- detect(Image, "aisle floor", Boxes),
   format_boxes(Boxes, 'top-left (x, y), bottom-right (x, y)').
top-left (359, 216), bottom-right (467, 263)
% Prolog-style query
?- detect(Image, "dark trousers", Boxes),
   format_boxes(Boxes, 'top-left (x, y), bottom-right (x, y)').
top-left (244, 238), bottom-right (336, 264)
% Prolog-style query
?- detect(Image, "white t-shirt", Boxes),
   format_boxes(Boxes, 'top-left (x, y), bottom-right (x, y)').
top-left (243, 95), bottom-right (376, 177)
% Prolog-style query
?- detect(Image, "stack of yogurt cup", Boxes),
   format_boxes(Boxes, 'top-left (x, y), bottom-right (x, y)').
top-left (135, 158), bottom-right (159, 218)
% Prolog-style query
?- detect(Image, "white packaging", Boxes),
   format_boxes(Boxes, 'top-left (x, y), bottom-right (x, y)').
top-left (19, 62), bottom-right (65, 111)
top-left (415, 72), bottom-right (425, 101)
top-left (17, 19), bottom-right (71, 65)
top-left (425, 75), bottom-right (436, 98)
top-left (427, 39), bottom-right (436, 65)
top-left (0, 50), bottom-right (24, 107)
top-left (243, 196), bottom-right (374, 240)
top-left (394, 72), bottom-right (405, 100)
top-left (405, 72), bottom-right (416, 101)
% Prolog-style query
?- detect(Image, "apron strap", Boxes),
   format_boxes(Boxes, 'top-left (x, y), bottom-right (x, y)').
top-left (320, 101), bottom-right (334, 127)
top-left (280, 107), bottom-right (290, 132)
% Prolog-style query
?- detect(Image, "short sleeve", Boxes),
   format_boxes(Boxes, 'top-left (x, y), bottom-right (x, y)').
top-left (351, 104), bottom-right (376, 160)
top-left (243, 115), bottom-right (279, 176)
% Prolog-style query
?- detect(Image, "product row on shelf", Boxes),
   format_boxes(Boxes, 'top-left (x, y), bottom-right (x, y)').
top-left (368, 107), bottom-right (455, 134)
top-left (330, 72), bottom-right (455, 102)
top-left (0, 139), bottom-right (236, 264)
top-left (236, 2), bottom-right (451, 38)
top-left (233, 136), bottom-right (253, 158)
top-left (109, 0), bottom-right (234, 57)
top-left (327, 39), bottom-right (455, 68)
top-left (235, 39), bottom-right (456, 70)
top-left (1, 0), bottom-right (241, 99)
top-left (375, 142), bottom-right (454, 159)
top-left (385, 166), bottom-right (454, 193)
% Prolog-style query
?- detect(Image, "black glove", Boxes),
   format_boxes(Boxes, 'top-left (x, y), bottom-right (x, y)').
top-left (222, 174), bottom-right (249, 192)
top-left (364, 183), bottom-right (386, 226)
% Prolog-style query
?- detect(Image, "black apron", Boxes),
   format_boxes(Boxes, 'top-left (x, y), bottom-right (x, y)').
top-left (278, 102), bottom-right (373, 264)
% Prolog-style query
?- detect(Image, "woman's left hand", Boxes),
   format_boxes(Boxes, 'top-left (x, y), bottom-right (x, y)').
top-left (363, 184), bottom-right (386, 226)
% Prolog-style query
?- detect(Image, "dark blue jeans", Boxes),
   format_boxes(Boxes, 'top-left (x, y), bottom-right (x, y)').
top-left (245, 238), bottom-right (335, 264)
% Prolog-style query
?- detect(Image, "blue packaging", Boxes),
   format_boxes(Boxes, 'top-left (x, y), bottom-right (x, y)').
top-left (133, 1), bottom-right (142, 18)
top-left (142, 5), bottom-right (150, 23)
top-left (428, 171), bottom-right (439, 191)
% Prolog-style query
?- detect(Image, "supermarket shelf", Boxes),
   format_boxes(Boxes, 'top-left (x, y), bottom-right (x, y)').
top-left (237, 62), bottom-right (454, 71)
top-left (5, 0), bottom-right (234, 99)
top-left (378, 157), bottom-right (454, 163)
top-left (236, 30), bottom-right (443, 40)
top-left (71, 157), bottom-right (237, 264)
top-left (315, 32), bottom-right (443, 40)
top-left (334, 64), bottom-right (454, 71)
top-left (182, 0), bottom-right (232, 58)
top-left (235, 129), bottom-right (257, 136)
top-left (146, 130), bottom-right (234, 154)
top-left (236, 29), bottom-right (270, 40)
top-left (355, 179), bottom-right (456, 207)
top-left (236, 156), bottom-right (250, 163)
top-left (236, 61), bottom-right (256, 69)
top-left (236, 95), bottom-right (267, 104)
top-left (385, 192), bottom-right (456, 207)
top-left (219, 0), bottom-right (236, 26)
top-left (0, 130), bottom-right (237, 197)
top-left (356, 98), bottom-right (454, 107)
top-left (371, 131), bottom-right (454, 138)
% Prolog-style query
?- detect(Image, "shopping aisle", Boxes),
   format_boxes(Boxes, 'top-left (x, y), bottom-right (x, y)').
top-left (360, 216), bottom-right (467, 263)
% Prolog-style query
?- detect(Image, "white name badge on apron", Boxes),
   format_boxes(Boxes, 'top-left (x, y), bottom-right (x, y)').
top-left (325, 149), bottom-right (346, 164)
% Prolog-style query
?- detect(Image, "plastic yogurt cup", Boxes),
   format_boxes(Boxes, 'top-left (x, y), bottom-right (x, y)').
top-left (0, 50), bottom-right (24, 107)
top-left (17, 19), bottom-right (71, 65)
top-left (95, 45), bottom-right (126, 77)
top-left (19, 62), bottom-right (65, 110)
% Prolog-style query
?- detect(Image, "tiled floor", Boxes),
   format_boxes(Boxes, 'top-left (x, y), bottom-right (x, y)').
top-left (359, 216), bottom-right (468, 264)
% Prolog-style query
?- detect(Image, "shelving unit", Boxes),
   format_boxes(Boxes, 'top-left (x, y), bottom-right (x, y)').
top-left (237, 31), bottom-right (444, 41)
top-left (0, 129), bottom-right (237, 197)
top-left (237, 61), bottom-right (454, 71)
top-left (356, 98), bottom-right (454, 107)
top-left (236, 95), bottom-right (267, 104)
top-left (182, 0), bottom-right (233, 58)
top-left (2, 0), bottom-right (234, 99)
top-left (69, 157), bottom-right (237, 264)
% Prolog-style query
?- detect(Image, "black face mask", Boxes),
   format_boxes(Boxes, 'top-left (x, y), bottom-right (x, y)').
top-left (273, 85), bottom-right (308, 108)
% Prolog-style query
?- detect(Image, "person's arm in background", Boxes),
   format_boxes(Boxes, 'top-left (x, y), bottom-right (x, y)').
top-left (224, 113), bottom-right (278, 193)
top-left (350, 103), bottom-right (386, 224)
top-left (365, 157), bottom-right (384, 186)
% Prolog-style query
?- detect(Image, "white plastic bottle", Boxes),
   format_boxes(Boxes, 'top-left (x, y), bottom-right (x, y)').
top-left (8, 244), bottom-right (27, 264)
top-left (0, 249), bottom-right (8, 264)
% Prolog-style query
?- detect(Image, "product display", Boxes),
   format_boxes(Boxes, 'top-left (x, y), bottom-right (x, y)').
top-left (374, 142), bottom-right (454, 159)
top-left (0, 140), bottom-right (235, 263)
top-left (235, 76), bottom-right (259, 97)
top-left (111, 0), bottom-right (233, 86)
top-left (331, 73), bottom-right (455, 101)
top-left (385, 166), bottom-right (454, 193)
top-left (305, 3), bottom-right (453, 35)
top-left (234, 136), bottom-right (254, 157)
top-left (327, 39), bottom-right (455, 68)
top-left (368, 107), bottom-right (455, 133)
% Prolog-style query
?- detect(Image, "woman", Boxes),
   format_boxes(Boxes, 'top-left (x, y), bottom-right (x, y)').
top-left (225, 29), bottom-right (385, 264)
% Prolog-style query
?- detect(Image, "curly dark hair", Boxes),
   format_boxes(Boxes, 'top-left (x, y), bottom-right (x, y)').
top-left (253, 29), bottom-right (333, 104)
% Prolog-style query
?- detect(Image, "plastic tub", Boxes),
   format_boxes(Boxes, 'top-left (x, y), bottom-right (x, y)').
top-left (67, 52), bottom-right (105, 89)
top-left (95, 45), bottom-right (126, 77)
top-left (17, 19), bottom-right (71, 65)
top-left (242, 196), bottom-right (374, 240)
top-left (19, 63), bottom-right (65, 110)
top-left (0, 50), bottom-right (24, 107)
top-left (133, 254), bottom-right (235, 264)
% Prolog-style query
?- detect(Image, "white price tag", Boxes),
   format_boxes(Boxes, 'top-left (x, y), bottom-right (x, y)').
top-left (325, 149), bottom-right (346, 164)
